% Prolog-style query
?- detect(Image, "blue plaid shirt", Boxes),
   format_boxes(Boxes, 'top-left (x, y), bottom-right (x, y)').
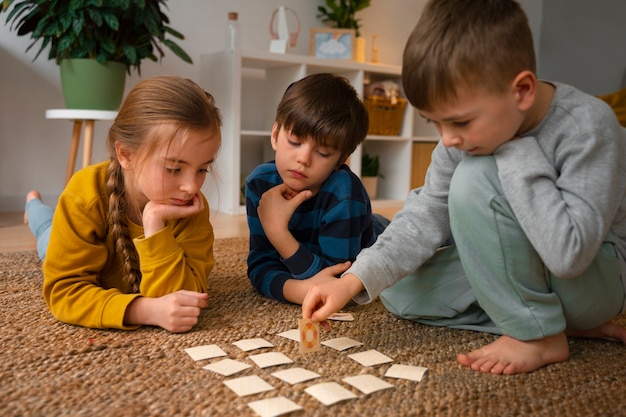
top-left (246, 161), bottom-right (377, 302)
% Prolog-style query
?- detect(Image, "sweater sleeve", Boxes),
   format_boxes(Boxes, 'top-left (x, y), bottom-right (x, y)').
top-left (494, 122), bottom-right (625, 278)
top-left (134, 193), bottom-right (214, 296)
top-left (43, 164), bottom-right (214, 330)
top-left (246, 164), bottom-right (292, 301)
top-left (349, 144), bottom-right (462, 304)
top-left (43, 168), bottom-right (142, 330)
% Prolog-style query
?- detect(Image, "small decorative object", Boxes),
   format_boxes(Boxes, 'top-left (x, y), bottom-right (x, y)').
top-left (315, 0), bottom-right (371, 61)
top-left (354, 36), bottom-right (366, 63)
top-left (269, 6), bottom-right (300, 54)
top-left (364, 80), bottom-right (407, 136)
top-left (370, 33), bottom-right (379, 64)
top-left (1, 0), bottom-right (192, 110)
top-left (310, 28), bottom-right (355, 60)
top-left (361, 153), bottom-right (382, 198)
top-left (226, 11), bottom-right (240, 54)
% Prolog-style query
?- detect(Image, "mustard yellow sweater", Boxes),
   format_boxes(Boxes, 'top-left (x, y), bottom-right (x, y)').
top-left (42, 161), bottom-right (215, 330)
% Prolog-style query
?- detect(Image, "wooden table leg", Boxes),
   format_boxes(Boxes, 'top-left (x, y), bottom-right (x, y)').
top-left (66, 120), bottom-right (83, 184)
top-left (82, 120), bottom-right (95, 168)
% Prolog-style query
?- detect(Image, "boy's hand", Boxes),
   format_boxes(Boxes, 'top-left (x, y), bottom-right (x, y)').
top-left (284, 261), bottom-right (351, 304)
top-left (258, 184), bottom-right (312, 259)
top-left (258, 184), bottom-right (312, 229)
top-left (302, 267), bottom-right (364, 323)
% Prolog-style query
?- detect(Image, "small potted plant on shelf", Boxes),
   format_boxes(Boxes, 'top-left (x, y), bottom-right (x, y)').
top-left (315, 0), bottom-right (371, 62)
top-left (1, 0), bottom-right (192, 110)
top-left (316, 0), bottom-right (371, 37)
top-left (361, 152), bottom-right (382, 198)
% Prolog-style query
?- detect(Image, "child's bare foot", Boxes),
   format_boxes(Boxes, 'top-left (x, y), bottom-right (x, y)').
top-left (565, 320), bottom-right (626, 343)
top-left (24, 190), bottom-right (42, 224)
top-left (457, 332), bottom-right (569, 375)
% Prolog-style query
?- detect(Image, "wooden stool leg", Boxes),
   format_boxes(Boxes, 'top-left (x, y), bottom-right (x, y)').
top-left (66, 120), bottom-right (82, 184)
top-left (82, 120), bottom-right (95, 168)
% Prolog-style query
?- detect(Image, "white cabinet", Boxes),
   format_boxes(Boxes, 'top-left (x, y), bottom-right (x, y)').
top-left (200, 49), bottom-right (437, 214)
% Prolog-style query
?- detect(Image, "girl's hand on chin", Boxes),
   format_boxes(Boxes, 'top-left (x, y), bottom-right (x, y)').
top-left (142, 195), bottom-right (204, 236)
top-left (164, 194), bottom-right (204, 219)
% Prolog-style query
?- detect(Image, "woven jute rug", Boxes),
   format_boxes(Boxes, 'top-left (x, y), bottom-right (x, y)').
top-left (1, 237), bottom-right (625, 417)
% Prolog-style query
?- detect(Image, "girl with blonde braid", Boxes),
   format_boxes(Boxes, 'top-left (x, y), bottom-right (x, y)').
top-left (24, 76), bottom-right (222, 333)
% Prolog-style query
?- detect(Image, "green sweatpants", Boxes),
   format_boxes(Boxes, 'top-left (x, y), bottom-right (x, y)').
top-left (380, 156), bottom-right (624, 340)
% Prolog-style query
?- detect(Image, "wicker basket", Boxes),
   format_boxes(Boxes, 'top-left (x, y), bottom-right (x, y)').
top-left (365, 95), bottom-right (407, 136)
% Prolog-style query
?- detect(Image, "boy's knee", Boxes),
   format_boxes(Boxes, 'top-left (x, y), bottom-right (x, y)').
top-left (449, 156), bottom-right (498, 208)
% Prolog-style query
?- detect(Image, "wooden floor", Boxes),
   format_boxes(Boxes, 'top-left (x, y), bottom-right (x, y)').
top-left (0, 210), bottom-right (249, 253)
top-left (0, 205), bottom-right (400, 253)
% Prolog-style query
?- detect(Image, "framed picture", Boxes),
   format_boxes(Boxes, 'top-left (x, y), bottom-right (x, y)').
top-left (309, 28), bottom-right (355, 60)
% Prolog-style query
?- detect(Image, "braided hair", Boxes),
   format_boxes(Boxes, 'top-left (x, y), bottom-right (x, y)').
top-left (105, 76), bottom-right (221, 292)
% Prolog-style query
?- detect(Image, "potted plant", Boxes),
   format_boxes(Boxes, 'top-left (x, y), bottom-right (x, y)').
top-left (361, 152), bottom-right (382, 198)
top-left (1, 0), bottom-right (193, 110)
top-left (316, 0), bottom-right (371, 62)
top-left (316, 0), bottom-right (371, 37)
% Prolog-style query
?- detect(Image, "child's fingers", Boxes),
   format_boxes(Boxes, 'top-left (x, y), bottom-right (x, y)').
top-left (175, 290), bottom-right (209, 307)
top-left (302, 290), bottom-right (335, 323)
top-left (310, 302), bottom-right (339, 323)
top-left (289, 189), bottom-right (313, 206)
top-left (191, 193), bottom-right (204, 210)
top-left (302, 262), bottom-right (352, 320)
top-left (301, 289), bottom-right (320, 319)
top-left (176, 289), bottom-right (208, 298)
top-left (324, 261), bottom-right (351, 277)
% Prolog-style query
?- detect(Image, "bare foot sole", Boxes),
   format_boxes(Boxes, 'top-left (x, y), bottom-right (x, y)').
top-left (457, 333), bottom-right (569, 375)
top-left (565, 320), bottom-right (626, 343)
top-left (24, 190), bottom-right (42, 224)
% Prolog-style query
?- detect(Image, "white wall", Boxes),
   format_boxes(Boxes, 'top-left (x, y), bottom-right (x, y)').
top-left (1, 0), bottom-right (624, 211)
top-left (537, 0), bottom-right (626, 95)
top-left (0, 0), bottom-right (426, 211)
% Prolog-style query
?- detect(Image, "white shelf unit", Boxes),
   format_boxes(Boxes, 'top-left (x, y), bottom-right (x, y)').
top-left (200, 49), bottom-right (437, 214)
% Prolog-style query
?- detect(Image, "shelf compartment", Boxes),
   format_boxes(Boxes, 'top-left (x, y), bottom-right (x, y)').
top-left (200, 49), bottom-right (436, 214)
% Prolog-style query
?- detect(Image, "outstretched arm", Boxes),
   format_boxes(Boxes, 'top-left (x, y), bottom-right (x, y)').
top-left (302, 267), bottom-right (365, 323)
top-left (284, 261), bottom-right (351, 304)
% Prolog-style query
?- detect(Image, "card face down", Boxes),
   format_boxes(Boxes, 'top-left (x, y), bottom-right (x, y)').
top-left (298, 318), bottom-right (321, 353)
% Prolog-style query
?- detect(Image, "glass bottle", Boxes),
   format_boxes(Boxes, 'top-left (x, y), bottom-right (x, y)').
top-left (226, 12), bottom-right (240, 53)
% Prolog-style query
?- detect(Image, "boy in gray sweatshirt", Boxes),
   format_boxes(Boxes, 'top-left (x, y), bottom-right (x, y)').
top-left (302, 0), bottom-right (626, 375)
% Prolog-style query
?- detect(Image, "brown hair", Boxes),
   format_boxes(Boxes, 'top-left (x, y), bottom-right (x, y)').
top-left (106, 76), bottom-right (222, 292)
top-left (402, 0), bottom-right (536, 111)
top-left (275, 73), bottom-right (369, 161)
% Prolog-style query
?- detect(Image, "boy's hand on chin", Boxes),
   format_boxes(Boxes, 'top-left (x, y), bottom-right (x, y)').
top-left (280, 185), bottom-right (301, 201)
top-left (259, 184), bottom-right (312, 230)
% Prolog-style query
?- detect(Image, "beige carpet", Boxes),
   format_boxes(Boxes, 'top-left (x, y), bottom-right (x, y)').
top-left (1, 237), bottom-right (625, 417)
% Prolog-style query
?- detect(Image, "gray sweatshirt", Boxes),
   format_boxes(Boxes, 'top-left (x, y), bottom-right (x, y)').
top-left (351, 82), bottom-right (626, 312)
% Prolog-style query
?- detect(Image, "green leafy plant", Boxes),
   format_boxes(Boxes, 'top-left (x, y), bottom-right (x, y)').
top-left (316, 0), bottom-right (371, 37)
top-left (1, 0), bottom-right (192, 74)
top-left (361, 153), bottom-right (382, 178)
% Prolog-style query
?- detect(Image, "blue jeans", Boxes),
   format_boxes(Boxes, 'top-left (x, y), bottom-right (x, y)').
top-left (25, 198), bottom-right (53, 261)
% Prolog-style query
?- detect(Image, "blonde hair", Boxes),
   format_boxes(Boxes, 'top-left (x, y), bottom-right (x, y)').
top-left (106, 76), bottom-right (222, 292)
top-left (402, 0), bottom-right (536, 111)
